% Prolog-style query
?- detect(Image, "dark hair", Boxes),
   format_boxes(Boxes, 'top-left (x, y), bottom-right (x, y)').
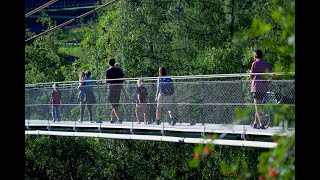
top-left (159, 67), bottom-right (167, 76)
top-left (53, 83), bottom-right (59, 89)
top-left (109, 58), bottom-right (116, 66)
top-left (254, 49), bottom-right (263, 58)
top-left (85, 70), bottom-right (91, 77)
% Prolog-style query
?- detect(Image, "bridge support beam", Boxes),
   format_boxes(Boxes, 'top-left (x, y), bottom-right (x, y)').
top-left (25, 130), bottom-right (277, 148)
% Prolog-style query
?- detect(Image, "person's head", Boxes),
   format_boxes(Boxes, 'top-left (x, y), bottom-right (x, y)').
top-left (253, 49), bottom-right (263, 60)
top-left (109, 58), bottom-right (116, 66)
top-left (53, 83), bottom-right (59, 90)
top-left (115, 63), bottom-right (120, 68)
top-left (137, 78), bottom-right (144, 87)
top-left (79, 71), bottom-right (85, 78)
top-left (85, 70), bottom-right (91, 77)
top-left (158, 67), bottom-right (167, 76)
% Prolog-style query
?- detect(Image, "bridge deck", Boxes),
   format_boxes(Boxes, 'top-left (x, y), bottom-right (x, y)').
top-left (25, 73), bottom-right (295, 147)
top-left (25, 120), bottom-right (294, 137)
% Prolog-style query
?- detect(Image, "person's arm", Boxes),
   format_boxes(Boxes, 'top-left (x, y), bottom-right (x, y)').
top-left (249, 62), bottom-right (256, 80)
top-left (136, 87), bottom-right (140, 104)
top-left (121, 74), bottom-right (126, 94)
top-left (59, 91), bottom-right (62, 106)
top-left (121, 72), bottom-right (128, 100)
top-left (155, 78), bottom-right (160, 101)
top-left (138, 94), bottom-right (141, 104)
top-left (105, 70), bottom-right (109, 84)
top-left (50, 93), bottom-right (53, 104)
top-left (120, 70), bottom-right (125, 87)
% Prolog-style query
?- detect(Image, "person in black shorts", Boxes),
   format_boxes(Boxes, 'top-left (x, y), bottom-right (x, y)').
top-left (250, 49), bottom-right (273, 129)
top-left (105, 58), bottom-right (125, 124)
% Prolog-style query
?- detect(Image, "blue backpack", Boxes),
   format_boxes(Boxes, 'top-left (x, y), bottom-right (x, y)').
top-left (160, 77), bottom-right (174, 95)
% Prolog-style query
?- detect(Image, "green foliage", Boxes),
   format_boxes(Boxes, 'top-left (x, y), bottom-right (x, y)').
top-left (58, 46), bottom-right (82, 57)
top-left (26, 136), bottom-right (209, 179)
top-left (25, 0), bottom-right (295, 179)
top-left (258, 134), bottom-right (295, 180)
top-left (25, 12), bottom-right (70, 84)
top-left (189, 139), bottom-right (267, 179)
top-left (191, 0), bottom-right (295, 179)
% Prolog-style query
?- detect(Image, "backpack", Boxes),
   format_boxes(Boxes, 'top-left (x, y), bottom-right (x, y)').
top-left (160, 77), bottom-right (174, 95)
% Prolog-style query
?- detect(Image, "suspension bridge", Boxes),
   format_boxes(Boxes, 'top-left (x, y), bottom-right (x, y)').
top-left (25, 72), bottom-right (295, 148)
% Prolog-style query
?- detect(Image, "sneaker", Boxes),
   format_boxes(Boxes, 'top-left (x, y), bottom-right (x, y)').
top-left (258, 125), bottom-right (266, 129)
top-left (53, 120), bottom-right (56, 122)
top-left (115, 120), bottom-right (123, 124)
top-left (110, 119), bottom-right (116, 123)
top-left (77, 119), bottom-right (82, 123)
top-left (171, 120), bottom-right (176, 126)
top-left (252, 124), bottom-right (259, 129)
top-left (190, 122), bottom-right (196, 126)
top-left (90, 120), bottom-right (95, 123)
top-left (152, 120), bottom-right (161, 125)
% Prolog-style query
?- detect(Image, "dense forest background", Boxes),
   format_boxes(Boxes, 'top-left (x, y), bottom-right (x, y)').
top-left (25, 0), bottom-right (295, 179)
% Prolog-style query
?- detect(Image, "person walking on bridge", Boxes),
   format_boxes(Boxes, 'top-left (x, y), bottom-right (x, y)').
top-left (250, 49), bottom-right (273, 129)
top-left (50, 83), bottom-right (62, 122)
top-left (78, 70), bottom-right (97, 123)
top-left (77, 71), bottom-right (86, 101)
top-left (154, 67), bottom-right (176, 125)
top-left (135, 78), bottom-right (149, 124)
top-left (105, 58), bottom-right (125, 124)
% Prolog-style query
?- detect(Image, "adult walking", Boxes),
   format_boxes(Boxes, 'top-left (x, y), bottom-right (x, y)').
top-left (250, 49), bottom-right (273, 129)
top-left (50, 83), bottom-right (62, 122)
top-left (78, 70), bottom-right (97, 123)
top-left (154, 67), bottom-right (176, 125)
top-left (105, 58), bottom-right (125, 124)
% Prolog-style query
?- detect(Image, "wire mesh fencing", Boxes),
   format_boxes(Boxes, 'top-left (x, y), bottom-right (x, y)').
top-left (25, 73), bottom-right (295, 127)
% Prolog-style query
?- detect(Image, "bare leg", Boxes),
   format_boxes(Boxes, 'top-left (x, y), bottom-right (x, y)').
top-left (168, 110), bottom-right (173, 119)
top-left (113, 107), bottom-right (121, 120)
top-left (51, 105), bottom-right (55, 121)
top-left (135, 105), bottom-right (140, 124)
top-left (254, 98), bottom-right (263, 126)
top-left (156, 105), bottom-right (162, 120)
top-left (111, 108), bottom-right (117, 121)
top-left (142, 104), bottom-right (148, 123)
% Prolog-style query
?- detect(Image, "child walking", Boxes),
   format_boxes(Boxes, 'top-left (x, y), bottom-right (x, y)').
top-left (50, 83), bottom-right (62, 122)
top-left (135, 79), bottom-right (149, 124)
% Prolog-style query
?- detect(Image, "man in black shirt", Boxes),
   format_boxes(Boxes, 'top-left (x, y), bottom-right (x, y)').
top-left (105, 58), bottom-right (125, 124)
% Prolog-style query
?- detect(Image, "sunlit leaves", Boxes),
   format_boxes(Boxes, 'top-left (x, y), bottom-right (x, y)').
top-left (252, 18), bottom-right (272, 36)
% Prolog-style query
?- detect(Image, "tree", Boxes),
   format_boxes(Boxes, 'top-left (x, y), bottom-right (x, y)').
top-left (190, 0), bottom-right (295, 179)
